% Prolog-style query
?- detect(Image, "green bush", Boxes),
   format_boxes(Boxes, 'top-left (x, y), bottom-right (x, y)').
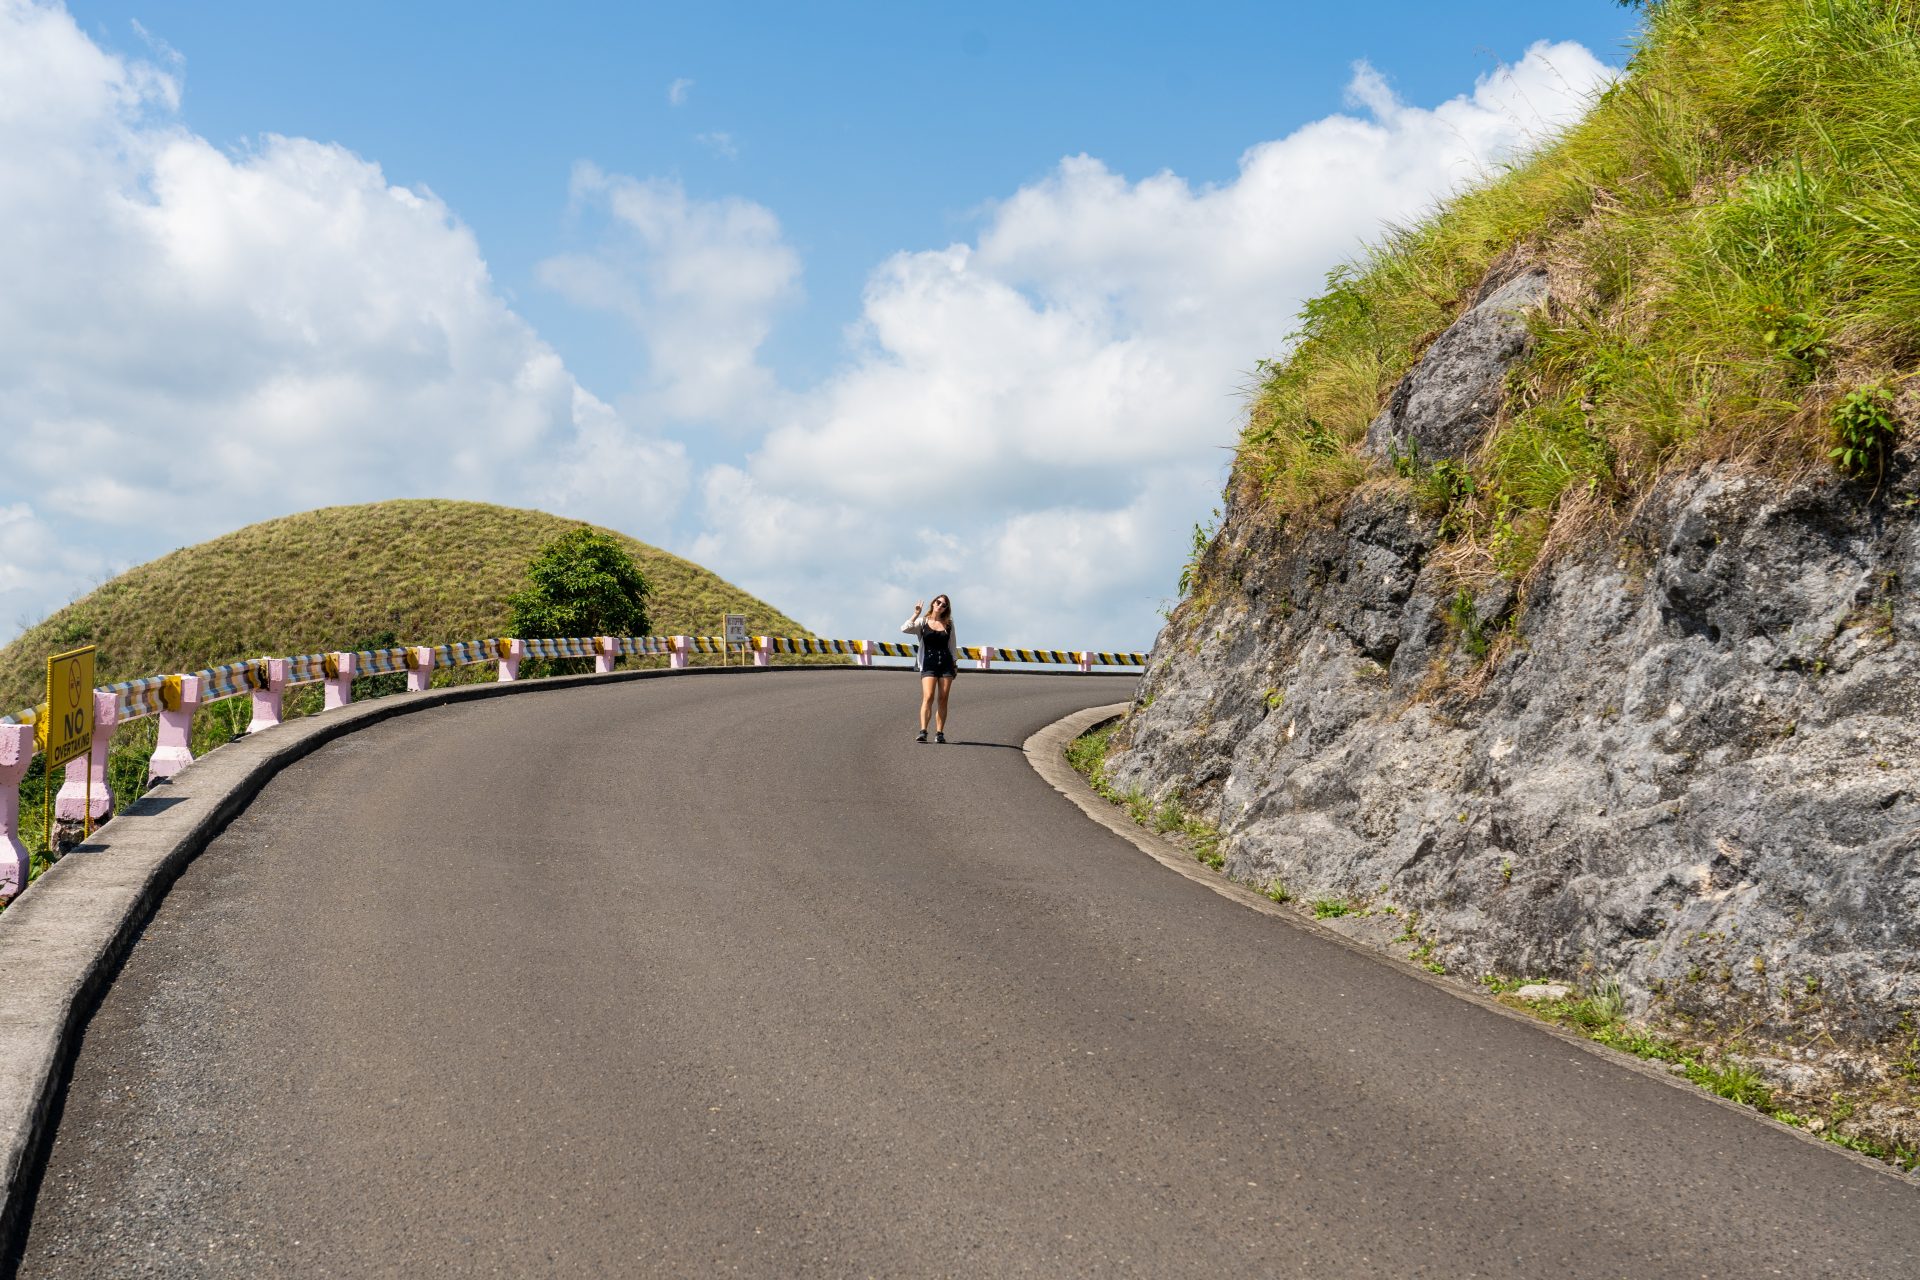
top-left (508, 527), bottom-right (652, 641)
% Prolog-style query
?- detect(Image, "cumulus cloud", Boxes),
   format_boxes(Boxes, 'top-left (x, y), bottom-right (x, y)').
top-left (667, 77), bottom-right (693, 107)
top-left (0, 0), bottom-right (687, 640)
top-left (690, 40), bottom-right (1616, 648)
top-left (537, 162), bottom-right (800, 425)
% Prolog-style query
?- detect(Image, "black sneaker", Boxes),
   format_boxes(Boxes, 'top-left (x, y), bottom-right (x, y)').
top-left (935, 732), bottom-right (947, 744)
top-left (916, 729), bottom-right (928, 743)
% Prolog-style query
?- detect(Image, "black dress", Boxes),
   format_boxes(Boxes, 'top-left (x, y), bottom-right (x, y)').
top-left (918, 624), bottom-right (959, 677)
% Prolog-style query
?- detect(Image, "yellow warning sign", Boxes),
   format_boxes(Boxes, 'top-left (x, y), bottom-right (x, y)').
top-left (44, 646), bottom-right (96, 770)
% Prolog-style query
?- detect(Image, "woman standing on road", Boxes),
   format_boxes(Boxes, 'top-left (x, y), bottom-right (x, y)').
top-left (903, 594), bottom-right (959, 743)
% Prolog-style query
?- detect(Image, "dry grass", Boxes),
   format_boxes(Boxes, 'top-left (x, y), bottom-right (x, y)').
top-left (0, 499), bottom-right (812, 714)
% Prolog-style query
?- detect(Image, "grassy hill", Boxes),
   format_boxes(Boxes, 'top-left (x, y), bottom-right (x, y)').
top-left (1234, 0), bottom-right (1918, 575)
top-left (0, 500), bottom-right (810, 714)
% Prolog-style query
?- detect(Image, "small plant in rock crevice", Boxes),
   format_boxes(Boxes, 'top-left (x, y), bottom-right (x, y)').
top-left (1448, 590), bottom-right (1491, 660)
top-left (1177, 511), bottom-right (1219, 598)
top-left (1830, 385), bottom-right (1899, 481)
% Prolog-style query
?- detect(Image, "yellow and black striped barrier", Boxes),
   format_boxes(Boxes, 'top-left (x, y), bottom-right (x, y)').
top-left (431, 639), bottom-right (499, 669)
top-left (351, 647), bottom-right (412, 677)
top-left (285, 653), bottom-right (330, 687)
top-left (191, 661), bottom-right (268, 704)
top-left (523, 637), bottom-right (597, 661)
top-left (108, 675), bottom-right (169, 720)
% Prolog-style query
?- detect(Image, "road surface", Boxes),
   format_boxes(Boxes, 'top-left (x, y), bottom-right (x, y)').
top-left (16, 669), bottom-right (1920, 1276)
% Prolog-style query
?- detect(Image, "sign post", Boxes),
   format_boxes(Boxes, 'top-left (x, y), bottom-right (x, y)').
top-left (723, 614), bottom-right (748, 666)
top-left (43, 645), bottom-right (97, 847)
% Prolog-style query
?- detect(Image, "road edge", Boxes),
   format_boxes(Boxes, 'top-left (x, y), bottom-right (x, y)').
top-left (1021, 703), bottom-right (1916, 1187)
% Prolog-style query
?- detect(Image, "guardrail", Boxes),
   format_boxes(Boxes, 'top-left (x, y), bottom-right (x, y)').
top-left (0, 632), bottom-right (1145, 899)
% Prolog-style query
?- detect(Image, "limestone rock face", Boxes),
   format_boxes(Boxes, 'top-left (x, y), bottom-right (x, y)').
top-left (1362, 269), bottom-right (1548, 465)
top-left (1110, 455), bottom-right (1920, 1124)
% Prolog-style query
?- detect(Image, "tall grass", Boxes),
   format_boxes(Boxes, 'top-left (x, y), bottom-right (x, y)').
top-left (1235, 0), bottom-right (1920, 576)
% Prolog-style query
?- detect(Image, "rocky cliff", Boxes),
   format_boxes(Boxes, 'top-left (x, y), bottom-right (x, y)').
top-left (1106, 267), bottom-right (1920, 1140)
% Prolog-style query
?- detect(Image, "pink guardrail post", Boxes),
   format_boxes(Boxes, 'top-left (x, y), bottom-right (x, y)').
top-left (498, 638), bottom-right (524, 682)
top-left (670, 636), bottom-right (690, 670)
top-left (148, 674), bottom-right (202, 782)
top-left (248, 658), bottom-right (287, 733)
top-left (55, 691), bottom-right (117, 829)
top-left (0, 723), bottom-right (34, 899)
top-left (596, 637), bottom-right (617, 675)
top-left (977, 646), bottom-right (995, 671)
top-left (753, 636), bottom-right (771, 667)
top-left (855, 641), bottom-right (874, 668)
top-left (407, 646), bottom-right (435, 693)
top-left (1077, 651), bottom-right (1094, 674)
top-left (323, 651), bottom-right (356, 711)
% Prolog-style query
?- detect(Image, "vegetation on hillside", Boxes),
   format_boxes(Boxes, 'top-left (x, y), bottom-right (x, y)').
top-left (508, 527), bottom-right (653, 641)
top-left (0, 500), bottom-right (809, 714)
top-left (1234, 0), bottom-right (1919, 583)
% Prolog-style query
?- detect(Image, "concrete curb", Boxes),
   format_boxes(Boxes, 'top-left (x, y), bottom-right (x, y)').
top-left (1022, 704), bottom-right (1917, 1186)
top-left (0, 661), bottom-right (1127, 1259)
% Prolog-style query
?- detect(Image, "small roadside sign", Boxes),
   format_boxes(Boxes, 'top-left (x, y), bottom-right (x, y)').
top-left (44, 645), bottom-right (96, 770)
top-left (723, 614), bottom-right (748, 667)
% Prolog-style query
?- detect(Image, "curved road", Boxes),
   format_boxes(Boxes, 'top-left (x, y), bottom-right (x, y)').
top-left (16, 670), bottom-right (1920, 1276)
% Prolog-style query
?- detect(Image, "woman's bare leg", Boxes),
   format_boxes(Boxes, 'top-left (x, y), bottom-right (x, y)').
top-left (919, 676), bottom-right (937, 731)
top-left (935, 676), bottom-right (953, 732)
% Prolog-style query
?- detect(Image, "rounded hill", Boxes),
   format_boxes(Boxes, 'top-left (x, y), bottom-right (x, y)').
top-left (0, 500), bottom-right (810, 713)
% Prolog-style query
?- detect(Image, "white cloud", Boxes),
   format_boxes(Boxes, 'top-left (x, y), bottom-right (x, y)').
top-left (695, 130), bottom-right (738, 160)
top-left (667, 77), bottom-right (693, 107)
top-left (537, 162), bottom-right (800, 426)
top-left (128, 18), bottom-right (183, 69)
top-left (689, 39), bottom-right (1616, 648)
top-left (0, 503), bottom-right (115, 648)
top-left (0, 0), bottom-right (688, 641)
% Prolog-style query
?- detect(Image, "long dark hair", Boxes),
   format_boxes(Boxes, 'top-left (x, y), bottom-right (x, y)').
top-left (928, 594), bottom-right (953, 629)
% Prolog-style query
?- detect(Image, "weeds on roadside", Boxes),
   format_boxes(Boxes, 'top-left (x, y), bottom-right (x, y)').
top-left (1489, 972), bottom-right (1918, 1172)
top-left (1067, 723), bottom-right (1226, 871)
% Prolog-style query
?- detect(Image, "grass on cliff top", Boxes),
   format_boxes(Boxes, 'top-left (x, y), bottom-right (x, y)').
top-left (0, 499), bottom-right (813, 714)
top-left (1235, 0), bottom-right (1920, 580)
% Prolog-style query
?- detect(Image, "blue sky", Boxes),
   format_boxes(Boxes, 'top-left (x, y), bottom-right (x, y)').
top-left (2, 1), bottom-right (1642, 649)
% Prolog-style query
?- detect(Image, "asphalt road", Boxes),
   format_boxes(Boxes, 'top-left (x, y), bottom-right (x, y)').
top-left (15, 669), bottom-right (1920, 1277)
